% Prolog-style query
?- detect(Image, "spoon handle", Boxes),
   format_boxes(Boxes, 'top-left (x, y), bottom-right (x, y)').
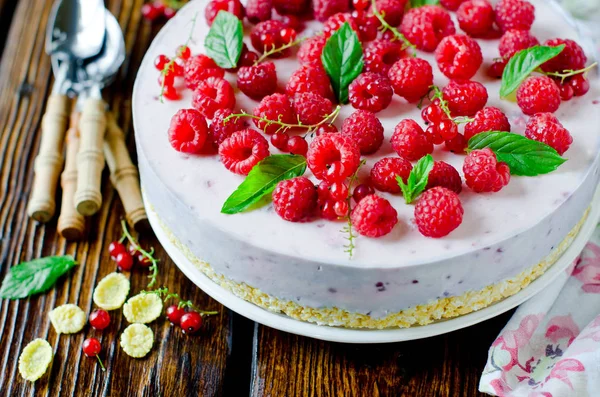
top-left (75, 98), bottom-right (106, 216)
top-left (104, 113), bottom-right (147, 230)
top-left (27, 94), bottom-right (69, 222)
top-left (58, 111), bottom-right (85, 240)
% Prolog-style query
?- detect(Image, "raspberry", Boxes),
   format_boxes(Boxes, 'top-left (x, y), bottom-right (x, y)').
top-left (540, 38), bottom-right (587, 73)
top-left (388, 58), bottom-right (434, 103)
top-left (293, 93), bottom-right (333, 125)
top-left (323, 13), bottom-right (359, 38)
top-left (298, 36), bottom-right (327, 67)
top-left (272, 177), bottom-right (317, 222)
top-left (494, 0), bottom-right (535, 33)
top-left (525, 112), bottom-right (572, 155)
top-left (370, 157), bottom-right (413, 193)
top-left (219, 129), bottom-right (270, 175)
top-left (246, 0), bottom-right (272, 23)
top-left (307, 133), bottom-right (361, 182)
top-left (498, 29), bottom-right (539, 59)
top-left (354, 13), bottom-right (379, 42)
top-left (351, 195), bottom-right (398, 238)
top-left (253, 93), bottom-right (297, 135)
top-left (208, 109), bottom-right (246, 149)
top-left (314, 123), bottom-right (338, 136)
top-left (192, 77), bottom-right (236, 119)
top-left (184, 55), bottom-right (225, 90)
top-left (435, 34), bottom-right (483, 80)
top-left (442, 80), bottom-right (488, 117)
top-left (391, 119), bottom-right (434, 161)
top-left (426, 161), bottom-right (462, 194)
top-left (363, 39), bottom-right (405, 76)
top-left (456, 0), bottom-right (494, 38)
top-left (440, 0), bottom-right (465, 11)
top-left (168, 109), bottom-right (208, 154)
top-left (237, 62), bottom-right (278, 100)
top-left (414, 187), bottom-right (463, 238)
top-left (374, 0), bottom-right (408, 27)
top-left (464, 107), bottom-right (511, 141)
top-left (273, 0), bottom-right (309, 16)
top-left (341, 110), bottom-right (385, 154)
top-left (400, 6), bottom-right (456, 52)
top-left (445, 133), bottom-right (468, 154)
top-left (286, 65), bottom-right (334, 99)
top-left (463, 148), bottom-right (511, 193)
top-left (205, 0), bottom-right (245, 26)
top-left (348, 72), bottom-right (393, 113)
top-left (250, 20), bottom-right (288, 55)
top-left (516, 76), bottom-right (561, 116)
top-left (313, 0), bottom-right (349, 21)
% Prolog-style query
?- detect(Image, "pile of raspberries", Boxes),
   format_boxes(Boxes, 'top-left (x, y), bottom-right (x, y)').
top-left (164, 0), bottom-right (591, 240)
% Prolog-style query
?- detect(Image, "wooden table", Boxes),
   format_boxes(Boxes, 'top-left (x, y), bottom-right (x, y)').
top-left (0, 1), bottom-right (510, 395)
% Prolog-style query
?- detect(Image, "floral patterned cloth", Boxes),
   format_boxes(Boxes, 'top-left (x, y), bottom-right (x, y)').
top-left (479, 225), bottom-right (600, 396)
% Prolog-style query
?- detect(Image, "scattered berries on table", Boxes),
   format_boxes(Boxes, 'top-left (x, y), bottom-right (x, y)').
top-left (426, 161), bottom-right (462, 194)
top-left (525, 112), bottom-right (572, 155)
top-left (341, 110), bottom-right (385, 154)
top-left (391, 119), bottom-right (434, 161)
top-left (498, 29), bottom-right (539, 59)
top-left (351, 195), bottom-right (398, 238)
top-left (348, 72), bottom-right (393, 113)
top-left (400, 6), bottom-right (456, 52)
top-left (180, 312), bottom-right (203, 334)
top-left (415, 187), bottom-right (463, 238)
top-left (463, 148), bottom-right (511, 193)
top-left (83, 338), bottom-right (102, 358)
top-left (363, 39), bottom-right (405, 76)
top-left (205, 0), bottom-right (245, 26)
top-left (108, 241), bottom-right (126, 259)
top-left (89, 309), bottom-right (111, 331)
top-left (116, 252), bottom-right (134, 271)
top-left (168, 109), bottom-right (208, 154)
top-left (286, 65), bottom-right (334, 100)
top-left (388, 58), bottom-right (434, 103)
top-left (184, 55), bottom-right (224, 90)
top-left (456, 0), bottom-right (495, 37)
top-left (237, 62), bottom-right (278, 100)
top-left (370, 157), bottom-right (413, 194)
top-left (219, 129), bottom-right (270, 175)
top-left (516, 75), bottom-right (561, 116)
top-left (442, 79), bottom-right (488, 117)
top-left (307, 133), bottom-right (361, 183)
top-left (293, 93), bottom-right (333, 125)
top-left (494, 0), bottom-right (535, 33)
top-left (273, 177), bottom-right (317, 222)
top-left (464, 107), bottom-right (511, 141)
top-left (540, 38), bottom-right (587, 73)
top-left (253, 93), bottom-right (297, 135)
top-left (166, 305), bottom-right (186, 325)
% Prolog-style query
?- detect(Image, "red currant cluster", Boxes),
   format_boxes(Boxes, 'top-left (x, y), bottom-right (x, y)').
top-left (154, 44), bottom-right (192, 101)
top-left (165, 305), bottom-right (204, 334)
top-left (80, 309), bottom-right (111, 370)
top-left (108, 240), bottom-right (152, 271)
top-left (421, 99), bottom-right (459, 145)
top-left (142, 0), bottom-right (182, 22)
top-left (270, 133), bottom-right (309, 156)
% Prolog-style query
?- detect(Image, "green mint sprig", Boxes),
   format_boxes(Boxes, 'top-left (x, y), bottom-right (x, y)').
top-left (397, 154), bottom-right (434, 204)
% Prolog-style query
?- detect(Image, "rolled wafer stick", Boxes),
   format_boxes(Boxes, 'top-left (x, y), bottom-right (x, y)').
top-left (28, 95), bottom-right (69, 222)
top-left (57, 112), bottom-right (86, 240)
top-left (104, 113), bottom-right (148, 230)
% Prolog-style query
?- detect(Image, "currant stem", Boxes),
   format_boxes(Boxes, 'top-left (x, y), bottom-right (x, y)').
top-left (543, 62), bottom-right (598, 83)
top-left (370, 0), bottom-right (416, 56)
top-left (143, 288), bottom-right (219, 317)
top-left (343, 159), bottom-right (367, 259)
top-left (429, 86), bottom-right (474, 125)
top-left (254, 38), bottom-right (304, 65)
top-left (96, 355), bottom-right (106, 372)
top-left (121, 220), bottom-right (159, 288)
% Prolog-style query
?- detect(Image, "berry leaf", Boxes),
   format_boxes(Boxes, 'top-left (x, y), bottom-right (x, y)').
top-left (396, 154), bottom-right (434, 204)
top-left (499, 45), bottom-right (565, 98)
top-left (467, 131), bottom-right (567, 176)
top-left (221, 154), bottom-right (307, 214)
top-left (321, 22), bottom-right (364, 103)
top-left (410, 0), bottom-right (439, 7)
top-left (0, 256), bottom-right (77, 299)
top-left (204, 11), bottom-right (243, 69)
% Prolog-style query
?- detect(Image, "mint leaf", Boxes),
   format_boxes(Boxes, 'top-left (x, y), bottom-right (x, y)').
top-left (468, 131), bottom-right (567, 176)
top-left (321, 22), bottom-right (364, 103)
top-left (0, 256), bottom-right (77, 299)
top-left (500, 45), bottom-right (565, 97)
top-left (222, 155), bottom-right (307, 214)
top-left (410, 0), bottom-right (439, 6)
top-left (397, 154), bottom-right (434, 204)
top-left (204, 11), bottom-right (243, 69)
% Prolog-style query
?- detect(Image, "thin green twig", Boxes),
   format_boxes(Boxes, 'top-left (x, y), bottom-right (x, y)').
top-left (342, 159), bottom-right (367, 258)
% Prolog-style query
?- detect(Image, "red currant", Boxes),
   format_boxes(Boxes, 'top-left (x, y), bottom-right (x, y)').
top-left (163, 7), bottom-right (177, 19)
top-left (260, 33), bottom-right (276, 50)
top-left (422, 104), bottom-right (444, 124)
top-left (333, 200), bottom-right (349, 217)
top-left (560, 83), bottom-right (574, 101)
top-left (154, 55), bottom-right (170, 71)
top-left (317, 181), bottom-right (331, 201)
top-left (487, 60), bottom-right (506, 79)
top-left (569, 74), bottom-right (590, 96)
top-left (238, 50), bottom-right (259, 67)
top-left (137, 253), bottom-right (152, 268)
top-left (177, 45), bottom-right (191, 60)
top-left (166, 305), bottom-right (186, 325)
top-left (128, 244), bottom-right (141, 256)
top-left (445, 133), bottom-right (468, 154)
top-left (108, 241), bottom-right (126, 259)
top-left (425, 124), bottom-right (445, 145)
top-left (89, 309), bottom-right (111, 330)
top-left (437, 119), bottom-right (458, 141)
top-left (279, 15), bottom-right (302, 31)
top-left (314, 124), bottom-right (338, 136)
top-left (320, 201), bottom-right (338, 220)
top-left (172, 60), bottom-right (184, 76)
top-left (353, 0), bottom-right (370, 10)
top-left (162, 85), bottom-right (180, 101)
top-left (270, 132), bottom-right (290, 151)
top-left (159, 72), bottom-right (175, 88)
top-left (116, 252), bottom-right (134, 271)
top-left (180, 312), bottom-right (203, 334)
top-left (279, 28), bottom-right (297, 44)
top-left (287, 136), bottom-right (308, 156)
top-left (352, 184), bottom-right (374, 203)
top-left (83, 338), bottom-right (102, 357)
top-left (329, 182), bottom-right (348, 201)
top-left (141, 3), bottom-right (162, 21)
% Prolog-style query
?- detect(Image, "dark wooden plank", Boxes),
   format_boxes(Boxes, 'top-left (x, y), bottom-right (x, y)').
top-left (251, 311), bottom-right (513, 397)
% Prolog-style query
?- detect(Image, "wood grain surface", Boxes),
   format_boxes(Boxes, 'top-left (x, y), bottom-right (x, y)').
top-left (0, 1), bottom-right (506, 396)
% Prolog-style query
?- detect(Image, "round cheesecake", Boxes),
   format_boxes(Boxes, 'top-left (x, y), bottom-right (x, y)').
top-left (133, 0), bottom-right (600, 328)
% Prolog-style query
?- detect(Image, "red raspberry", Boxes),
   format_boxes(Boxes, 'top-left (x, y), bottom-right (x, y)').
top-left (208, 109), bottom-right (246, 149)
top-left (273, 0), bottom-right (309, 16)
top-left (463, 148), bottom-right (511, 193)
top-left (391, 119), bottom-right (434, 161)
top-left (184, 55), bottom-right (225, 90)
top-left (388, 58), bottom-right (434, 103)
top-left (498, 29), bottom-right (539, 59)
top-left (540, 38), bottom-right (587, 73)
top-left (435, 35), bottom-right (483, 80)
top-left (293, 93), bottom-right (333, 125)
top-left (298, 36), bottom-right (327, 67)
top-left (351, 195), bottom-right (398, 238)
top-left (516, 76), bottom-right (560, 116)
top-left (246, 0), bottom-right (272, 23)
top-left (464, 107), bottom-right (511, 141)
top-left (313, 0), bottom-right (349, 21)
top-left (440, 0), bottom-right (465, 11)
top-left (253, 93), bottom-right (297, 135)
top-left (426, 161), bottom-right (462, 194)
top-left (400, 6), bottom-right (456, 52)
top-left (341, 110), bottom-right (385, 154)
top-left (205, 0), bottom-right (245, 26)
top-left (370, 157), bottom-right (413, 193)
top-left (323, 13), bottom-right (359, 38)
top-left (307, 134), bottom-right (361, 182)
top-left (494, 0), bottom-right (535, 33)
top-left (374, 0), bottom-right (408, 27)
top-left (363, 39), bottom-right (405, 76)
top-left (354, 12), bottom-right (379, 42)
top-left (219, 129), bottom-right (270, 175)
top-left (192, 77), bottom-right (235, 119)
top-left (442, 80), bottom-right (488, 117)
top-left (286, 65), bottom-right (334, 99)
top-left (250, 20), bottom-right (288, 55)
top-left (237, 62), bottom-right (278, 100)
top-left (272, 177), bottom-right (317, 222)
top-left (525, 112), bottom-right (572, 155)
top-left (414, 187), bottom-right (463, 238)
top-left (168, 109), bottom-right (208, 154)
top-left (456, 0), bottom-right (494, 38)
top-left (445, 133), bottom-right (468, 154)
top-left (348, 72), bottom-right (393, 113)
